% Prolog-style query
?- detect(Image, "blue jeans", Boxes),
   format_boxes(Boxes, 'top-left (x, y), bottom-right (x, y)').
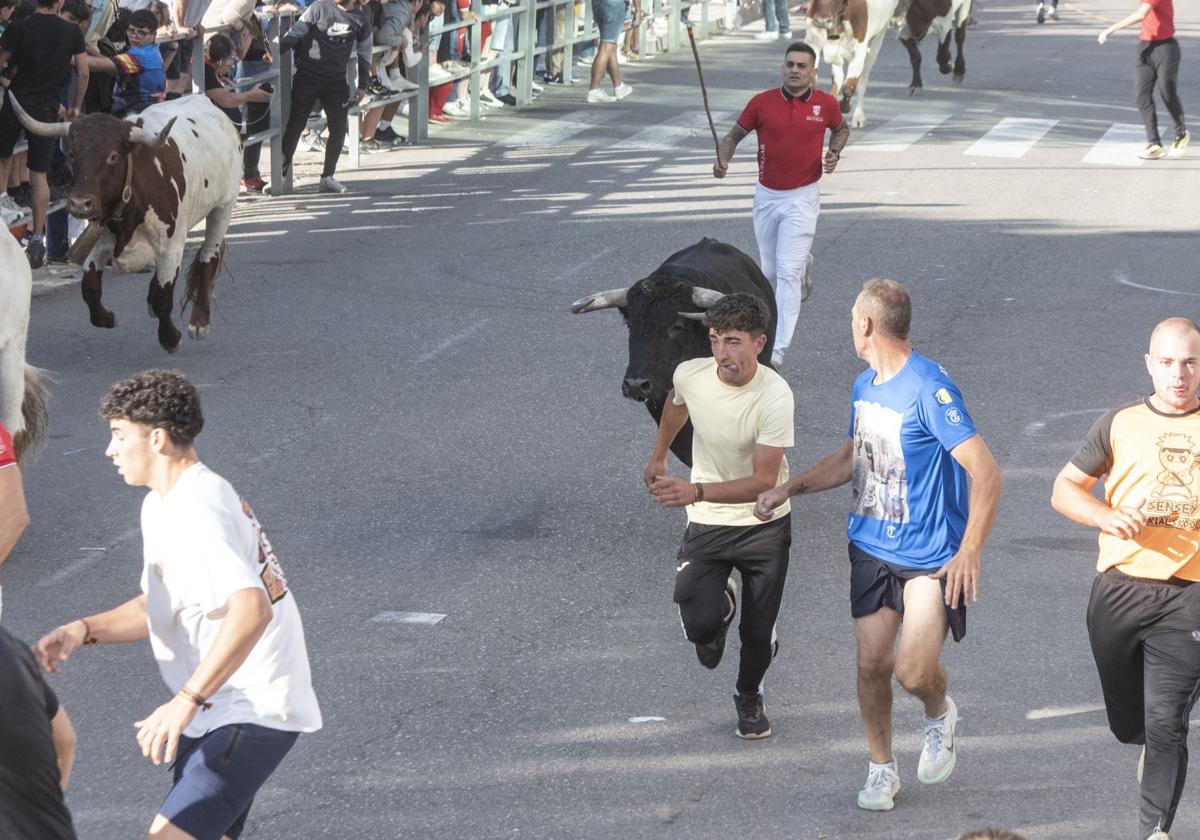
top-left (763, 0), bottom-right (789, 33)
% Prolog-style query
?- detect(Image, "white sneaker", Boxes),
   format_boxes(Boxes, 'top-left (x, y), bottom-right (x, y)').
top-left (779, 29), bottom-right (793, 37)
top-left (754, 29), bottom-right (777, 40)
top-left (428, 64), bottom-right (453, 84)
top-left (1035, 1), bottom-right (1046, 23)
top-left (586, 88), bottom-right (617, 103)
top-left (530, 81), bottom-right (545, 94)
top-left (319, 176), bottom-right (347, 194)
top-left (801, 252), bottom-right (814, 301)
top-left (770, 350), bottom-right (784, 368)
top-left (1047, 6), bottom-right (1059, 19)
top-left (917, 695), bottom-right (958, 785)
top-left (1146, 832), bottom-right (1169, 840)
top-left (390, 74), bottom-right (420, 92)
top-left (613, 82), bottom-right (633, 100)
top-left (577, 54), bottom-right (595, 66)
top-left (444, 98), bottom-right (471, 119)
top-left (480, 90), bottom-right (506, 108)
top-left (857, 762), bottom-right (900, 811)
top-left (616, 51), bottom-right (627, 64)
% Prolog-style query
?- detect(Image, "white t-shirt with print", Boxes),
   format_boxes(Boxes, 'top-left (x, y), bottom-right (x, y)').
top-left (139, 463), bottom-right (322, 738)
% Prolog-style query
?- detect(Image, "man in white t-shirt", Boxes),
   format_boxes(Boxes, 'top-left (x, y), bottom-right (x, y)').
top-left (644, 293), bottom-right (795, 739)
top-left (35, 369), bottom-right (321, 840)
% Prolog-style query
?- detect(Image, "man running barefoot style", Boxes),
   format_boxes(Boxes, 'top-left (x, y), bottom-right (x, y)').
top-left (1051, 318), bottom-right (1200, 840)
top-left (35, 370), bottom-right (321, 840)
top-left (713, 42), bottom-right (849, 370)
top-left (755, 280), bottom-right (1003, 810)
top-left (645, 294), bottom-right (795, 739)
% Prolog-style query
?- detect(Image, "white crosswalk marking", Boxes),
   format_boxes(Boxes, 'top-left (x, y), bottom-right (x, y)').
top-left (500, 109), bottom-right (624, 147)
top-left (852, 112), bottom-right (952, 153)
top-left (1082, 123), bottom-right (1145, 167)
top-left (625, 110), bottom-right (735, 149)
top-left (964, 117), bottom-right (1058, 159)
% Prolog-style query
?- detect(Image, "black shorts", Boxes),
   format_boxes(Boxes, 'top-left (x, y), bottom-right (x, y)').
top-left (165, 37), bottom-right (194, 79)
top-left (0, 96), bottom-right (57, 173)
top-left (848, 541), bottom-right (966, 642)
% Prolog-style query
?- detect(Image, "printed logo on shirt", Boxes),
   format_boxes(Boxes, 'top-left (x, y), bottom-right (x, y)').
top-left (945, 408), bottom-right (963, 425)
top-left (327, 22), bottom-right (352, 35)
top-left (1143, 432), bottom-right (1200, 531)
top-left (886, 524), bottom-right (898, 539)
top-left (934, 388), bottom-right (953, 405)
top-left (813, 104), bottom-right (821, 117)
top-left (240, 498), bottom-right (290, 604)
top-left (852, 400), bottom-right (909, 524)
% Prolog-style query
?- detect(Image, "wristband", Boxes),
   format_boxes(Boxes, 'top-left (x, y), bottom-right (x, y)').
top-left (79, 617), bottom-right (98, 646)
top-left (693, 482), bottom-right (705, 503)
top-left (178, 686), bottom-right (213, 710)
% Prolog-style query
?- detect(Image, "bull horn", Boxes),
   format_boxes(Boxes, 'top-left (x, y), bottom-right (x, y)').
top-left (6, 91), bottom-right (70, 139)
top-left (130, 117), bottom-right (177, 147)
top-left (678, 312), bottom-right (707, 321)
top-left (691, 287), bottom-right (725, 308)
top-left (570, 288), bottom-right (628, 314)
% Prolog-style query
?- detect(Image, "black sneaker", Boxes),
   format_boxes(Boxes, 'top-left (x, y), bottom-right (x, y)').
top-left (26, 238), bottom-right (46, 269)
top-left (374, 125), bottom-right (408, 146)
top-left (734, 692), bottom-right (771, 739)
top-left (498, 93), bottom-right (517, 106)
top-left (365, 80), bottom-right (394, 99)
top-left (695, 576), bottom-right (737, 669)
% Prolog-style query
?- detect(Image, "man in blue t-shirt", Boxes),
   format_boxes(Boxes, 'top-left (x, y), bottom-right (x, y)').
top-left (755, 278), bottom-right (1003, 813)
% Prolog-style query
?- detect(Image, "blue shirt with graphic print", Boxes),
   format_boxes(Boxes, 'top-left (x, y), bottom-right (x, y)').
top-left (846, 351), bottom-right (977, 570)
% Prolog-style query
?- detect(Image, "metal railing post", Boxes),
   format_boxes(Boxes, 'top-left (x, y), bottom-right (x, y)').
top-left (346, 53), bottom-right (361, 169)
top-left (517, 0), bottom-right (535, 105)
top-left (470, 0), bottom-right (482, 120)
top-left (272, 14), bottom-right (293, 196)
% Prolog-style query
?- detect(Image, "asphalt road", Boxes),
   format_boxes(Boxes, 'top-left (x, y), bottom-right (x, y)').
top-left (8, 0), bottom-right (1200, 837)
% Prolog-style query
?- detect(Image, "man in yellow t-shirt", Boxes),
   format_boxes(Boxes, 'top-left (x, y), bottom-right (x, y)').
top-left (644, 293), bottom-right (795, 740)
top-left (1052, 317), bottom-right (1200, 840)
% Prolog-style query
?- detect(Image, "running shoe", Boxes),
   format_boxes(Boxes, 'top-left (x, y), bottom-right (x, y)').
top-left (857, 763), bottom-right (901, 811)
top-left (240, 176), bottom-right (266, 193)
top-left (26, 238), bottom-right (47, 269)
top-left (695, 576), bottom-right (737, 669)
top-left (365, 80), bottom-right (394, 99)
top-left (801, 252), bottom-right (814, 302)
top-left (1047, 5), bottom-right (1059, 19)
top-left (1139, 143), bottom-right (1167, 160)
top-left (754, 29), bottom-right (777, 40)
top-left (917, 695), bottom-right (958, 785)
top-left (319, 176), bottom-right (348, 194)
top-left (779, 29), bottom-right (793, 37)
top-left (1146, 832), bottom-right (1169, 840)
top-left (614, 82), bottom-right (633, 100)
top-left (1035, 2), bottom-right (1046, 23)
top-left (1168, 131), bottom-right (1190, 159)
top-left (444, 98), bottom-right (471, 119)
top-left (770, 349), bottom-right (784, 368)
top-left (734, 691), bottom-right (771, 739)
top-left (0, 192), bottom-right (26, 222)
top-left (586, 88), bottom-right (617, 104)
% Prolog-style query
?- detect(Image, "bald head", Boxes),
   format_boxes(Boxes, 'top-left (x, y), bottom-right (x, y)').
top-left (855, 279), bottom-right (911, 339)
top-left (1149, 317), bottom-right (1200, 352)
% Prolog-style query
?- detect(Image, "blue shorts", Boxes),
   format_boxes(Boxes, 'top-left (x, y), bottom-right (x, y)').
top-left (592, 0), bottom-right (625, 43)
top-left (161, 723), bottom-right (299, 840)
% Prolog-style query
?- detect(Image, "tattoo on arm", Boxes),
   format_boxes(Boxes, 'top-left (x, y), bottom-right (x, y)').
top-left (718, 124), bottom-right (748, 165)
top-left (830, 124), bottom-right (850, 155)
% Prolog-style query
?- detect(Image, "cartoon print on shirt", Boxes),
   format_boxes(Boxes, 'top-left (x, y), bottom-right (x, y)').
top-left (852, 401), bottom-right (908, 524)
top-left (1152, 433), bottom-right (1200, 504)
top-left (240, 498), bottom-right (290, 603)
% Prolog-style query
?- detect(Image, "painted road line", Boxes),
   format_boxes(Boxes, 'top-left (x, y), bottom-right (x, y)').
top-left (415, 319), bottom-right (490, 363)
top-left (628, 716), bottom-right (666, 723)
top-left (964, 118), bottom-right (1058, 159)
top-left (625, 111), bottom-right (735, 150)
top-left (500, 110), bottom-right (624, 147)
top-left (853, 112), bottom-right (952, 153)
top-left (1117, 270), bottom-right (1200, 296)
top-left (1082, 123), bottom-right (1145, 167)
top-left (371, 611), bottom-right (447, 625)
top-left (1026, 704), bottom-right (1106, 720)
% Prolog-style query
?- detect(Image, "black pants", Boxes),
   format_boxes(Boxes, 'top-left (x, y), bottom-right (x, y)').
top-left (281, 72), bottom-right (350, 178)
top-left (673, 515), bottom-right (791, 695)
top-left (242, 97), bottom-right (272, 179)
top-left (1135, 38), bottom-right (1186, 145)
top-left (1087, 569), bottom-right (1200, 838)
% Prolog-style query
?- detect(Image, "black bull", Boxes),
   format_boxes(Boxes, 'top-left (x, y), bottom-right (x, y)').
top-left (570, 238), bottom-right (777, 467)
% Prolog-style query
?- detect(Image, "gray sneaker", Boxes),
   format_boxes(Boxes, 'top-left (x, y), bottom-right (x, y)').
top-left (857, 762), bottom-right (900, 811)
top-left (320, 176), bottom-right (348, 194)
top-left (917, 695), bottom-right (958, 785)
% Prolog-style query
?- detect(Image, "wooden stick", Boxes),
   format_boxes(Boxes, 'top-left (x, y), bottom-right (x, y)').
top-left (686, 24), bottom-right (720, 158)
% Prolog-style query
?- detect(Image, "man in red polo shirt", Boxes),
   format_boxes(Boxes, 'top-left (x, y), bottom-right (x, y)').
top-left (1098, 0), bottom-right (1188, 160)
top-left (713, 42), bottom-right (849, 370)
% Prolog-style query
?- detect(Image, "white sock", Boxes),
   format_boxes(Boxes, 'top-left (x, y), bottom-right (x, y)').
top-left (870, 760), bottom-right (896, 773)
top-left (379, 120), bottom-right (391, 130)
top-left (388, 69), bottom-right (402, 82)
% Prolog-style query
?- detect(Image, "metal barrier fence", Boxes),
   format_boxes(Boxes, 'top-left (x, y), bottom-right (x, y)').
top-left (8, 0), bottom-right (710, 215)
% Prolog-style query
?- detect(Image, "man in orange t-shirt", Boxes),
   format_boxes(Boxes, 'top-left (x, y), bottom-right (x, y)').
top-left (1052, 317), bottom-right (1200, 840)
top-left (1098, 0), bottom-right (1188, 160)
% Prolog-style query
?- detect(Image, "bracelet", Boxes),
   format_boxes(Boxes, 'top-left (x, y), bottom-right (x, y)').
top-left (693, 482), bottom-right (705, 503)
top-left (178, 686), bottom-right (213, 710)
top-left (78, 617), bottom-right (98, 646)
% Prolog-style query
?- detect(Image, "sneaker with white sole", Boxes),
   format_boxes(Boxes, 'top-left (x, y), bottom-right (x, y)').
top-left (917, 695), bottom-right (958, 785)
top-left (695, 576), bottom-right (737, 669)
top-left (1146, 831), bottom-right (1169, 840)
top-left (444, 98), bottom-right (472, 119)
top-left (1047, 5), bottom-right (1059, 19)
top-left (734, 691), bottom-right (771, 739)
top-left (1140, 143), bottom-right (1167, 160)
top-left (577, 54), bottom-right (595, 66)
top-left (1168, 130), bottom-right (1190, 159)
top-left (1035, 1), bottom-right (1046, 23)
top-left (754, 29), bottom-right (777, 40)
top-left (586, 87), bottom-right (617, 103)
top-left (857, 762), bottom-right (900, 811)
top-left (614, 82), bottom-right (633, 100)
top-left (319, 176), bottom-right (347, 194)
top-left (0, 192), bottom-right (27, 223)
top-left (480, 90), bottom-right (506, 108)
top-left (428, 64), bottom-right (453, 84)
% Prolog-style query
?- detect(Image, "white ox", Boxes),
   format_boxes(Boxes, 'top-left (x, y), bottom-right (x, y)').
top-left (0, 232), bottom-right (49, 463)
top-left (11, 93), bottom-right (241, 353)
top-left (804, 0), bottom-right (902, 128)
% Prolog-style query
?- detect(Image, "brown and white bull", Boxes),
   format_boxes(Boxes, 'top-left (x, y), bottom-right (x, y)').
top-left (10, 92), bottom-right (241, 353)
top-left (0, 232), bottom-right (49, 464)
top-left (804, 0), bottom-right (902, 128)
top-left (898, 0), bottom-right (973, 93)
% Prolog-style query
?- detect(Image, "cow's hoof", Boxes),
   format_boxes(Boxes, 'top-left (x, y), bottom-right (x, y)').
top-left (90, 311), bottom-right (117, 329)
top-left (188, 324), bottom-right (210, 341)
top-left (953, 71), bottom-right (965, 84)
top-left (159, 329), bottom-right (182, 353)
top-left (908, 86), bottom-right (922, 96)
top-left (938, 63), bottom-right (953, 75)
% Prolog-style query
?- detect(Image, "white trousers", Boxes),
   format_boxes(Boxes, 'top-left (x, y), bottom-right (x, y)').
top-left (751, 181), bottom-right (820, 353)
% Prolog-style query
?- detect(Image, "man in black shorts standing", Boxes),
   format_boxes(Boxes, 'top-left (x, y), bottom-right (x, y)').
top-left (645, 293), bottom-right (795, 739)
top-left (1052, 318), bottom-right (1200, 840)
top-left (0, 0), bottom-right (88, 267)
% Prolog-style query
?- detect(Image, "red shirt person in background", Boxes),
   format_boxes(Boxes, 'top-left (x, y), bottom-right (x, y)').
top-left (712, 42), bottom-right (849, 371)
top-left (1098, 0), bottom-right (1188, 160)
top-left (0, 421), bottom-right (30, 620)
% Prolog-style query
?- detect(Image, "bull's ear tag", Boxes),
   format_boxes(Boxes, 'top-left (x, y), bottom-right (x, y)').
top-left (121, 184), bottom-right (132, 203)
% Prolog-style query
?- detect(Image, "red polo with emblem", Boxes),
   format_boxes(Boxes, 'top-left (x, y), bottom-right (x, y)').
top-left (0, 422), bottom-right (14, 470)
top-left (736, 87), bottom-right (843, 190)
top-left (1140, 0), bottom-right (1173, 41)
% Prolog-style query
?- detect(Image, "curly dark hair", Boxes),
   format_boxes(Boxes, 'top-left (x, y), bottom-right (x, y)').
top-left (99, 369), bottom-right (204, 447)
top-left (703, 293), bottom-right (770, 337)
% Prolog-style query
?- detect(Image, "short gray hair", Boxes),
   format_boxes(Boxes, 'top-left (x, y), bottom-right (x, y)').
top-left (857, 279), bottom-right (911, 339)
